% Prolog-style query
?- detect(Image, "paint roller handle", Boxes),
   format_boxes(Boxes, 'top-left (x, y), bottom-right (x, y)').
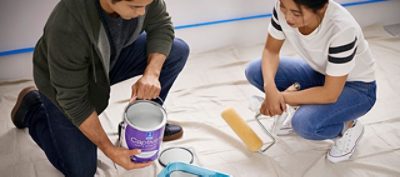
top-left (285, 82), bottom-right (301, 92)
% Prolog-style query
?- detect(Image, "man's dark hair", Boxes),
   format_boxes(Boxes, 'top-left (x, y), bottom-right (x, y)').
top-left (111, 0), bottom-right (123, 4)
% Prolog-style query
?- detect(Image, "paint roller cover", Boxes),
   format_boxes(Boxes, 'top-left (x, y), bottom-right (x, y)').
top-left (221, 108), bottom-right (263, 152)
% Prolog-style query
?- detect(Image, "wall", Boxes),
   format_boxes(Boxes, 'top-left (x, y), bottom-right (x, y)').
top-left (0, 0), bottom-right (399, 80)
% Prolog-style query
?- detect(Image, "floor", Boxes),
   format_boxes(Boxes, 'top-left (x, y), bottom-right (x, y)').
top-left (1, 25), bottom-right (399, 177)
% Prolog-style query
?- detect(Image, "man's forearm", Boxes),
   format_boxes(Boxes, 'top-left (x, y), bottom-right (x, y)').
top-left (79, 111), bottom-right (114, 155)
top-left (144, 53), bottom-right (167, 78)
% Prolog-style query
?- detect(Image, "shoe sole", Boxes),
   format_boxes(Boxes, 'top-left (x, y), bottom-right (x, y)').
top-left (277, 128), bottom-right (294, 136)
top-left (163, 130), bottom-right (183, 142)
top-left (11, 86), bottom-right (37, 128)
top-left (327, 126), bottom-right (365, 163)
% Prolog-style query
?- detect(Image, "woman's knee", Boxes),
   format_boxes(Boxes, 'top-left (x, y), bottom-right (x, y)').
top-left (292, 114), bottom-right (344, 140)
top-left (244, 60), bottom-right (263, 87)
top-left (291, 115), bottom-right (322, 140)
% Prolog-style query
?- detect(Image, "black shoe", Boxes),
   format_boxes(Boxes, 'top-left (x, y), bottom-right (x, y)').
top-left (163, 123), bottom-right (183, 141)
top-left (11, 87), bottom-right (40, 129)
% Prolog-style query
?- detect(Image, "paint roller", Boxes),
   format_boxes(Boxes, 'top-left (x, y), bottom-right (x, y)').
top-left (221, 83), bottom-right (300, 152)
top-left (221, 107), bottom-right (275, 153)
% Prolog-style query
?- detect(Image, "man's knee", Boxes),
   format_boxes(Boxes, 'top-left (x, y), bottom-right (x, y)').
top-left (171, 38), bottom-right (190, 62)
top-left (64, 146), bottom-right (97, 177)
top-left (174, 38), bottom-right (190, 57)
top-left (163, 38), bottom-right (189, 74)
top-left (66, 159), bottom-right (96, 177)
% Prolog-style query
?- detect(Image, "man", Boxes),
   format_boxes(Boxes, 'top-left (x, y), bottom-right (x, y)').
top-left (10, 0), bottom-right (189, 176)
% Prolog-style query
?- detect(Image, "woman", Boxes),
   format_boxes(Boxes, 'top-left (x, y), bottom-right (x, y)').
top-left (245, 0), bottom-right (376, 163)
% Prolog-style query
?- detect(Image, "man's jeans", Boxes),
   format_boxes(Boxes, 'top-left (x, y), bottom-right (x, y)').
top-left (25, 34), bottom-right (189, 177)
top-left (245, 57), bottom-right (376, 140)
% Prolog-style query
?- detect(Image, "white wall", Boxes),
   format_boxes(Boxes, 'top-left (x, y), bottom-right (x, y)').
top-left (0, 0), bottom-right (399, 80)
top-left (171, 0), bottom-right (400, 53)
top-left (0, 0), bottom-right (57, 52)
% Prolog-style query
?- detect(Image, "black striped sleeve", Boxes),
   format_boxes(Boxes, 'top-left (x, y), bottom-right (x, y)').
top-left (329, 37), bottom-right (357, 54)
top-left (273, 7), bottom-right (279, 20)
top-left (328, 47), bottom-right (357, 64)
top-left (271, 7), bottom-right (282, 31)
top-left (328, 37), bottom-right (357, 64)
top-left (271, 18), bottom-right (282, 31)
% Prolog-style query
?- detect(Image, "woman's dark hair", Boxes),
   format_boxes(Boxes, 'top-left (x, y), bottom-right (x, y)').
top-left (293, 0), bottom-right (328, 13)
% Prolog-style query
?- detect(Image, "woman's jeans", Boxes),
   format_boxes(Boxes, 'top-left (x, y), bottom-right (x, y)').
top-left (245, 57), bottom-right (376, 140)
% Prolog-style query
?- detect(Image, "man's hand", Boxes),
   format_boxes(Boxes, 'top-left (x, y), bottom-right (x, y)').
top-left (79, 112), bottom-right (152, 170)
top-left (104, 146), bottom-right (153, 170)
top-left (131, 74), bottom-right (161, 100)
top-left (130, 53), bottom-right (166, 101)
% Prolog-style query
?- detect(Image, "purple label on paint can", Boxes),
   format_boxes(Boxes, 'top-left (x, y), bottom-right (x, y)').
top-left (125, 124), bottom-right (165, 162)
top-left (120, 100), bottom-right (167, 163)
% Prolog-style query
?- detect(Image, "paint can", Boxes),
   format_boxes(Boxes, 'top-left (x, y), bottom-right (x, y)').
top-left (120, 99), bottom-right (167, 162)
top-left (158, 147), bottom-right (194, 167)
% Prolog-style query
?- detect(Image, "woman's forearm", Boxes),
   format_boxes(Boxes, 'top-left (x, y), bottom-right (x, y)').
top-left (261, 49), bottom-right (280, 93)
top-left (282, 86), bottom-right (339, 106)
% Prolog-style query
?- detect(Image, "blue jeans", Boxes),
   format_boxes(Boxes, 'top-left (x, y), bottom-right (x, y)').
top-left (245, 57), bottom-right (376, 140)
top-left (25, 34), bottom-right (189, 177)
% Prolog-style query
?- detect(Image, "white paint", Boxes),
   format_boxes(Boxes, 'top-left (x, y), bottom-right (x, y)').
top-left (125, 101), bottom-right (165, 129)
top-left (159, 148), bottom-right (194, 166)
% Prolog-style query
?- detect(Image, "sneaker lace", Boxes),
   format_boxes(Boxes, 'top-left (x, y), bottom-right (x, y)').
top-left (333, 129), bottom-right (353, 152)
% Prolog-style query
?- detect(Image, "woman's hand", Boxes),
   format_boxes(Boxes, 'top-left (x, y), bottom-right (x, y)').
top-left (260, 89), bottom-right (286, 116)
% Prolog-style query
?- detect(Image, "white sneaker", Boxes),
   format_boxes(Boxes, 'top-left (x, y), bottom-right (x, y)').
top-left (327, 120), bottom-right (364, 163)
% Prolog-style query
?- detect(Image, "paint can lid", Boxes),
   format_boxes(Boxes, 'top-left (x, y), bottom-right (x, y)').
top-left (158, 147), bottom-right (194, 167)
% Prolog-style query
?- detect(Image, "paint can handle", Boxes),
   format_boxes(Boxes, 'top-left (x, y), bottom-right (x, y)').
top-left (154, 96), bottom-right (165, 105)
top-left (118, 121), bottom-right (124, 142)
top-left (135, 96), bottom-right (164, 105)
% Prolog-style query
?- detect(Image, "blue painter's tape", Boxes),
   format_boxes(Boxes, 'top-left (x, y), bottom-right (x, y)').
top-left (175, 0), bottom-right (387, 30)
top-left (0, 47), bottom-right (34, 57)
top-left (175, 14), bottom-right (272, 30)
top-left (342, 0), bottom-right (387, 7)
top-left (0, 0), bottom-right (388, 57)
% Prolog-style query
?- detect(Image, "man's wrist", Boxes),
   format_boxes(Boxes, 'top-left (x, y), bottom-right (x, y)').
top-left (144, 53), bottom-right (166, 78)
top-left (99, 142), bottom-right (114, 157)
top-left (144, 68), bottom-right (160, 78)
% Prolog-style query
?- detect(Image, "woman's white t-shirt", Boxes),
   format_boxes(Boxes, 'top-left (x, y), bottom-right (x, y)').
top-left (268, 0), bottom-right (375, 82)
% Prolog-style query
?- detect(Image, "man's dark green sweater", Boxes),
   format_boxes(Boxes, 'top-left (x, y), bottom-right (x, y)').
top-left (33, 0), bottom-right (174, 127)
